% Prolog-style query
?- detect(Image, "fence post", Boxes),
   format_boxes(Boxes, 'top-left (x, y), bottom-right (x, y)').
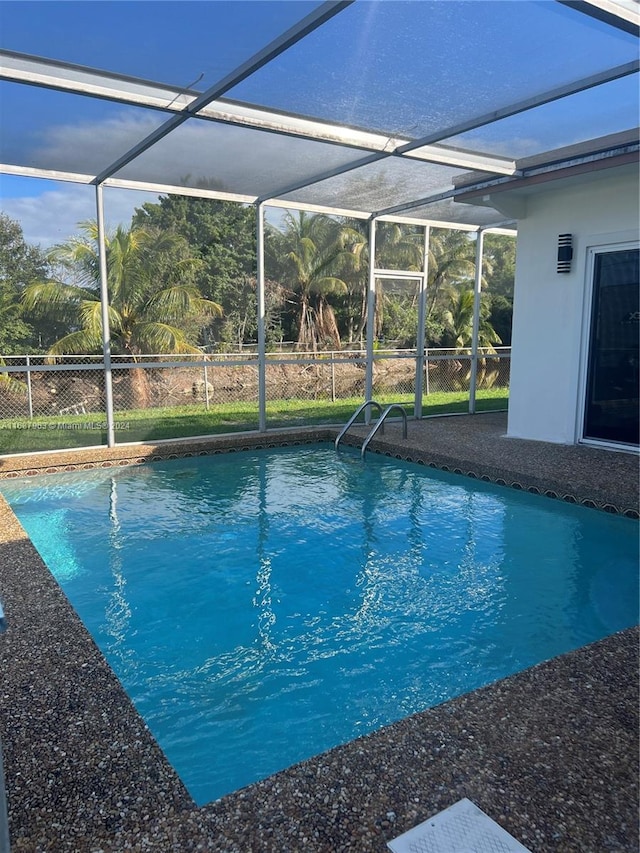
top-left (26, 354), bottom-right (34, 419)
top-left (424, 347), bottom-right (430, 397)
top-left (330, 352), bottom-right (336, 403)
top-left (203, 360), bottom-right (210, 411)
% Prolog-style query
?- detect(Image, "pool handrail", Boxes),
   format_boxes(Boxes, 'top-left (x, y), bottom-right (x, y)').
top-left (361, 404), bottom-right (408, 459)
top-left (335, 399), bottom-right (384, 451)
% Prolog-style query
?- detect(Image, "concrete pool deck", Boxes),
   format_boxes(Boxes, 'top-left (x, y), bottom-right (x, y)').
top-left (0, 412), bottom-right (638, 851)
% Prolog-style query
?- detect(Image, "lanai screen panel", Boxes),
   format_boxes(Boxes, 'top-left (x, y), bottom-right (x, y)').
top-left (0, 0), bottom-right (637, 229)
top-left (399, 199), bottom-right (511, 230)
top-left (226, 0), bottom-right (639, 141)
top-left (442, 75), bottom-right (640, 160)
top-left (279, 157), bottom-right (465, 213)
top-left (0, 0), bottom-right (325, 90)
top-left (0, 80), bottom-right (168, 176)
top-left (113, 118), bottom-right (381, 200)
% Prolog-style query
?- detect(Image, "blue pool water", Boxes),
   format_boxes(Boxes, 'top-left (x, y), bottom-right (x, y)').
top-left (2, 445), bottom-right (638, 805)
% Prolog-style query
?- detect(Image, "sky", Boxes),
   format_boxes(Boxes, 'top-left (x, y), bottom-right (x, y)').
top-left (0, 175), bottom-right (161, 247)
top-left (0, 0), bottom-right (637, 248)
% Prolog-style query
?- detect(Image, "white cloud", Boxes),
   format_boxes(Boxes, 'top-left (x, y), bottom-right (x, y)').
top-left (29, 112), bottom-right (161, 178)
top-left (1, 183), bottom-right (160, 249)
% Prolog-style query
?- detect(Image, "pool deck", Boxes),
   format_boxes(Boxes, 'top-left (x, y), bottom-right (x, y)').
top-left (0, 412), bottom-right (638, 852)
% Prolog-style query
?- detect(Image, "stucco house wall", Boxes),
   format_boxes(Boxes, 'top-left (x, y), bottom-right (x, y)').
top-left (506, 164), bottom-right (639, 444)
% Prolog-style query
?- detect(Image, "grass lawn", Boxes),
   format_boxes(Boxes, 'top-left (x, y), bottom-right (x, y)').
top-left (0, 389), bottom-right (507, 455)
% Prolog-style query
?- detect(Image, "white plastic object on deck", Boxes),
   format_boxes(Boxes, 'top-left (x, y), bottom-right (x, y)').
top-left (387, 798), bottom-right (532, 853)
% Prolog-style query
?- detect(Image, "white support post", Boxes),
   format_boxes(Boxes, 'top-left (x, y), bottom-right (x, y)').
top-left (26, 354), bottom-right (33, 419)
top-left (414, 225), bottom-right (430, 419)
top-left (256, 202), bottom-right (267, 432)
top-left (364, 218), bottom-right (377, 423)
top-left (95, 184), bottom-right (116, 447)
top-left (203, 360), bottom-right (210, 410)
top-left (330, 352), bottom-right (336, 403)
top-left (469, 228), bottom-right (485, 415)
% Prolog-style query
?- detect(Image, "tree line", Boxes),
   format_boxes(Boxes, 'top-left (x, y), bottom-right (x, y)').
top-left (0, 199), bottom-right (515, 358)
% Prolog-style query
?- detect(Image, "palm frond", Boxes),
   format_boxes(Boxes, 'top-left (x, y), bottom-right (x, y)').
top-left (48, 329), bottom-right (104, 355)
top-left (130, 322), bottom-right (201, 354)
top-left (145, 286), bottom-right (222, 320)
top-left (308, 276), bottom-right (348, 297)
top-left (78, 299), bottom-right (123, 336)
top-left (0, 358), bottom-right (28, 395)
top-left (22, 280), bottom-right (96, 312)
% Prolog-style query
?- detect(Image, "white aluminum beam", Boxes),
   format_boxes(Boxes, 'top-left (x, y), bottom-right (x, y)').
top-left (0, 49), bottom-right (193, 110)
top-left (0, 163), bottom-right (94, 184)
top-left (375, 187), bottom-right (460, 219)
top-left (414, 226), bottom-right (430, 419)
top-left (373, 137), bottom-right (639, 219)
top-left (376, 214), bottom-right (479, 231)
top-left (103, 177), bottom-right (255, 205)
top-left (373, 269), bottom-right (424, 280)
top-left (468, 229), bottom-right (485, 415)
top-left (0, 51), bottom-right (516, 176)
top-left (264, 197), bottom-right (370, 219)
top-left (364, 219), bottom-right (377, 410)
top-left (95, 184), bottom-right (116, 448)
top-left (256, 202), bottom-right (267, 433)
top-left (558, 0), bottom-right (639, 35)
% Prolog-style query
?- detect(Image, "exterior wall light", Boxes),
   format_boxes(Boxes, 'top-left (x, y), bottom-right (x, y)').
top-left (557, 234), bottom-right (573, 273)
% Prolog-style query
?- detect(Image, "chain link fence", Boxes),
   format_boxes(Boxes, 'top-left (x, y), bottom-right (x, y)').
top-left (0, 356), bottom-right (105, 419)
top-left (0, 349), bottom-right (510, 453)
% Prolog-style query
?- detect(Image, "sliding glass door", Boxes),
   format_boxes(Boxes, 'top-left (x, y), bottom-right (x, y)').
top-left (583, 246), bottom-right (639, 446)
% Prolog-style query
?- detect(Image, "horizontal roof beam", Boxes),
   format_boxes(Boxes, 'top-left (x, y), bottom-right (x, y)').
top-left (374, 137), bottom-right (640, 218)
top-left (0, 163), bottom-right (95, 184)
top-left (0, 49), bottom-right (193, 110)
top-left (0, 51), bottom-right (516, 176)
top-left (558, 0), bottom-right (640, 35)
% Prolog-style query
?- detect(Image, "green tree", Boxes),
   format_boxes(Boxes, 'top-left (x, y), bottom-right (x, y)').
top-left (441, 288), bottom-right (501, 351)
top-left (23, 221), bottom-right (221, 405)
top-left (0, 213), bottom-right (52, 353)
top-left (273, 211), bottom-right (356, 351)
top-left (426, 229), bottom-right (477, 326)
top-left (337, 219), bottom-right (425, 344)
top-left (132, 196), bottom-right (261, 348)
top-left (483, 233), bottom-right (516, 345)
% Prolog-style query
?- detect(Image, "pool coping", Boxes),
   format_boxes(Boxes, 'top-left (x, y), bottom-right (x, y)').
top-left (0, 412), bottom-right (637, 516)
top-left (0, 414), bottom-right (638, 851)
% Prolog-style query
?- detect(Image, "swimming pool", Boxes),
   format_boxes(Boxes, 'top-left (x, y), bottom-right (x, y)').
top-left (2, 444), bottom-right (638, 806)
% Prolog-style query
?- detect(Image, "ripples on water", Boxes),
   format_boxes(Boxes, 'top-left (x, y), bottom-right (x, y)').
top-left (3, 445), bottom-right (638, 805)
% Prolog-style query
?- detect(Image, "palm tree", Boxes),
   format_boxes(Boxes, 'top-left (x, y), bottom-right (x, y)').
top-left (276, 212), bottom-right (356, 351)
top-left (441, 288), bottom-right (501, 351)
top-left (426, 230), bottom-right (479, 320)
top-left (339, 219), bottom-right (425, 344)
top-left (372, 221), bottom-right (424, 343)
top-left (23, 221), bottom-right (222, 407)
top-left (439, 287), bottom-right (502, 392)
